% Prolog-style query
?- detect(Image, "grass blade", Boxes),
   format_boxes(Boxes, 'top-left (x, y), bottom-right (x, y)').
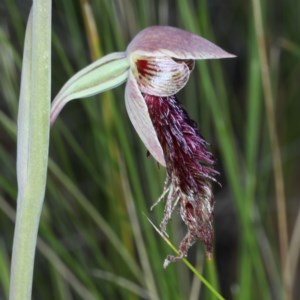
top-left (9, 1), bottom-right (52, 299)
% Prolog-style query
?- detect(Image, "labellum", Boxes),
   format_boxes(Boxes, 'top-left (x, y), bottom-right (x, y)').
top-left (145, 94), bottom-right (218, 266)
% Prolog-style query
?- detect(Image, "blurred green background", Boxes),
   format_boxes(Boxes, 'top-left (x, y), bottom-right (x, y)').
top-left (0, 0), bottom-right (299, 299)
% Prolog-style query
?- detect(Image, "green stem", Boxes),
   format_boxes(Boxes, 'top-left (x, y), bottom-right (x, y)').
top-left (9, 1), bottom-right (52, 299)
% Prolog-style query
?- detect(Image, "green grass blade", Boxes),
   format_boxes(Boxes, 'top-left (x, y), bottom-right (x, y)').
top-left (9, 2), bottom-right (52, 299)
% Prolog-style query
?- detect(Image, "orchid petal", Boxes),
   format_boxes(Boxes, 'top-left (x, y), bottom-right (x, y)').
top-left (127, 26), bottom-right (235, 60)
top-left (51, 52), bottom-right (129, 125)
top-left (131, 56), bottom-right (191, 96)
top-left (125, 72), bottom-right (166, 166)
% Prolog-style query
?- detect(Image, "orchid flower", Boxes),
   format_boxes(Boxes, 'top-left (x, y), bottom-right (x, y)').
top-left (51, 26), bottom-right (234, 266)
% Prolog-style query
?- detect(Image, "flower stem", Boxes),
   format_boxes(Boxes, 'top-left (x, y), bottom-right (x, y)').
top-left (9, 1), bottom-right (52, 299)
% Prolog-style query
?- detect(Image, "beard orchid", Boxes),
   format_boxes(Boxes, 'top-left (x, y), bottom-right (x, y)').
top-left (51, 26), bottom-right (234, 266)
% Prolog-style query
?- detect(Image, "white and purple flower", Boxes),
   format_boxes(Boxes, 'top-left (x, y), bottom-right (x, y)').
top-left (51, 26), bottom-right (235, 265)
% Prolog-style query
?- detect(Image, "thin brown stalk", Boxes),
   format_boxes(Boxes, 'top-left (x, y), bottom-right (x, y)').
top-left (251, 0), bottom-right (290, 299)
top-left (80, 0), bottom-right (101, 60)
top-left (117, 151), bottom-right (160, 300)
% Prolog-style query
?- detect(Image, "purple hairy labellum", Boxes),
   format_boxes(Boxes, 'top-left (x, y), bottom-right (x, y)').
top-left (51, 25), bottom-right (235, 266)
top-left (145, 94), bottom-right (218, 266)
